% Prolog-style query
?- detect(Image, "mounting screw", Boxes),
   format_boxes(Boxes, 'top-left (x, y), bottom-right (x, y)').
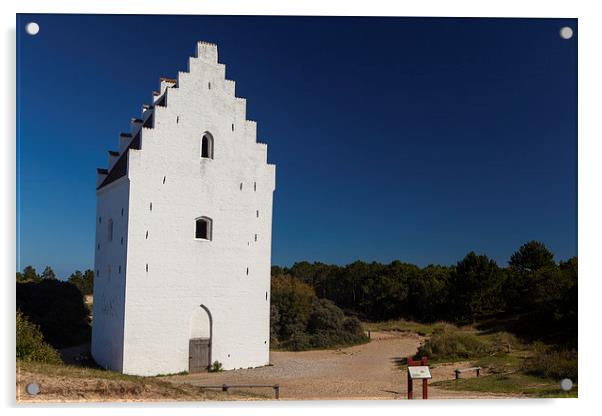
top-left (560, 378), bottom-right (573, 391)
top-left (25, 22), bottom-right (40, 36)
top-left (26, 383), bottom-right (40, 395)
top-left (559, 26), bottom-right (573, 40)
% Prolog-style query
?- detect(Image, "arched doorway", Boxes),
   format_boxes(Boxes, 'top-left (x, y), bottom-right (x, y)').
top-left (189, 304), bottom-right (212, 373)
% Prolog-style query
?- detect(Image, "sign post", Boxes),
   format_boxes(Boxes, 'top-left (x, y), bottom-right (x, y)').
top-left (407, 356), bottom-right (431, 400)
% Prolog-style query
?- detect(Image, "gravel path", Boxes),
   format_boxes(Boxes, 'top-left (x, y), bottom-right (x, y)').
top-left (164, 331), bottom-right (515, 400)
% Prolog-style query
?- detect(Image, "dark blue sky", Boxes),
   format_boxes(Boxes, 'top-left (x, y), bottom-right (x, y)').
top-left (17, 15), bottom-right (577, 279)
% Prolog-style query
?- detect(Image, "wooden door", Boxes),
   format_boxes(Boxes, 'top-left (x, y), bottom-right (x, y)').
top-left (189, 338), bottom-right (211, 373)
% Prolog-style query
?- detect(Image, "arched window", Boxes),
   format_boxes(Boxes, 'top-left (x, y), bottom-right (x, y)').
top-left (195, 217), bottom-right (213, 240)
top-left (201, 133), bottom-right (214, 159)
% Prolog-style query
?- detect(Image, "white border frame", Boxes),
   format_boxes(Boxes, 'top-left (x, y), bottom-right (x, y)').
top-left (3, 1), bottom-right (601, 415)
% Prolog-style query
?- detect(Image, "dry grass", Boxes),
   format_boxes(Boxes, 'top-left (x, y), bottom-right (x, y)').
top-left (16, 360), bottom-right (262, 403)
top-left (363, 319), bottom-right (453, 336)
top-left (431, 372), bottom-right (577, 398)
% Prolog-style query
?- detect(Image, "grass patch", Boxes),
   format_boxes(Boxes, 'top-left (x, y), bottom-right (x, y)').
top-left (417, 327), bottom-right (492, 363)
top-left (366, 319), bottom-right (577, 397)
top-left (521, 343), bottom-right (577, 381)
top-left (154, 370), bottom-right (189, 377)
top-left (471, 353), bottom-right (524, 374)
top-left (18, 360), bottom-right (145, 382)
top-left (413, 325), bottom-right (524, 364)
top-left (363, 320), bottom-right (451, 336)
top-left (389, 321), bottom-right (578, 397)
top-left (431, 372), bottom-right (577, 398)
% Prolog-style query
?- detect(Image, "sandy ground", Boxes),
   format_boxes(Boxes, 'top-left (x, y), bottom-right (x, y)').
top-left (16, 365), bottom-right (256, 403)
top-left (164, 331), bottom-right (516, 400)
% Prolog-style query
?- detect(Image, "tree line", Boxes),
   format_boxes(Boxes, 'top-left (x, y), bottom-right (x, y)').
top-left (272, 241), bottom-right (577, 346)
top-left (15, 240), bottom-right (577, 352)
top-left (16, 266), bottom-right (94, 295)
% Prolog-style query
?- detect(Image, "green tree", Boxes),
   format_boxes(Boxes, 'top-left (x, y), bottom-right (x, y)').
top-left (82, 269), bottom-right (95, 294)
top-left (407, 265), bottom-right (451, 322)
top-left (20, 266), bottom-right (39, 282)
top-left (448, 252), bottom-right (505, 321)
top-left (41, 266), bottom-right (57, 280)
top-left (340, 261), bottom-right (374, 312)
top-left (509, 241), bottom-right (555, 273)
top-left (532, 257), bottom-right (577, 328)
top-left (358, 261), bottom-right (415, 320)
top-left (506, 241), bottom-right (556, 311)
top-left (68, 269), bottom-right (94, 295)
top-left (558, 257), bottom-right (578, 341)
top-left (271, 275), bottom-right (314, 340)
top-left (271, 265), bottom-right (287, 277)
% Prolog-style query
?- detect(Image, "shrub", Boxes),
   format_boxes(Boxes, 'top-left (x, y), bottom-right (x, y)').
top-left (16, 311), bottom-right (61, 364)
top-left (309, 326), bottom-right (367, 349)
top-left (286, 300), bottom-right (368, 350)
top-left (488, 331), bottom-right (522, 353)
top-left (209, 361), bottom-right (223, 372)
top-left (417, 327), bottom-right (491, 360)
top-left (283, 331), bottom-right (312, 351)
top-left (271, 278), bottom-right (369, 350)
top-left (342, 316), bottom-right (364, 335)
top-left (307, 298), bottom-right (344, 332)
top-left (522, 343), bottom-right (577, 381)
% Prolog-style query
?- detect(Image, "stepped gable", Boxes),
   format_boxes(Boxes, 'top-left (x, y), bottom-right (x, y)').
top-left (96, 41), bottom-right (250, 190)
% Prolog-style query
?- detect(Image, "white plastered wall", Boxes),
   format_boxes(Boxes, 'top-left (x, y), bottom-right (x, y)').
top-left (93, 42), bottom-right (275, 376)
top-left (91, 177), bottom-right (130, 372)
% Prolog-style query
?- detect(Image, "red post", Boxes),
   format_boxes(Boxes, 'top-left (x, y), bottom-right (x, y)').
top-left (407, 356), bottom-right (429, 400)
top-left (421, 356), bottom-right (428, 399)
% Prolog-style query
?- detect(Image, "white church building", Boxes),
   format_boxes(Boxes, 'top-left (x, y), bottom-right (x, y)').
top-left (91, 41), bottom-right (276, 376)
